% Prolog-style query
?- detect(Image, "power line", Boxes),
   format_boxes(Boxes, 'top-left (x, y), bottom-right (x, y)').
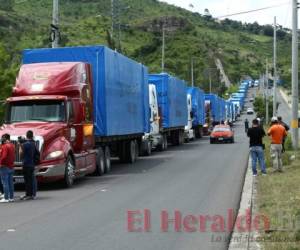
top-left (217, 2), bottom-right (290, 19)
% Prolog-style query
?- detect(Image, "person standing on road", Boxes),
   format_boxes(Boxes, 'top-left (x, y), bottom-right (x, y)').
top-left (268, 117), bottom-right (287, 172)
top-left (0, 134), bottom-right (15, 203)
top-left (0, 144), bottom-right (3, 197)
top-left (244, 118), bottom-right (249, 133)
top-left (247, 119), bottom-right (267, 176)
top-left (277, 116), bottom-right (290, 153)
top-left (20, 130), bottom-right (39, 200)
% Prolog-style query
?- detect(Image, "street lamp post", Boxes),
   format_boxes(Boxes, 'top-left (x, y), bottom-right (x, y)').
top-left (51, 0), bottom-right (59, 48)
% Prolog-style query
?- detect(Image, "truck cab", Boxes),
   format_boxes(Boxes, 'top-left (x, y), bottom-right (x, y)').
top-left (141, 84), bottom-right (167, 155)
top-left (184, 94), bottom-right (195, 141)
top-left (1, 62), bottom-right (97, 187)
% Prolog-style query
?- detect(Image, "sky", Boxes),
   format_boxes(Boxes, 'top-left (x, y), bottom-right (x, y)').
top-left (160, 0), bottom-right (294, 28)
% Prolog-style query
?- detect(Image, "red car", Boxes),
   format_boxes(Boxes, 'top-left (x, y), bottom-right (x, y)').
top-left (210, 125), bottom-right (234, 144)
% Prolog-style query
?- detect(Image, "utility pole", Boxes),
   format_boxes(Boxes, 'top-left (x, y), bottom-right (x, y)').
top-left (291, 0), bottom-right (299, 149)
top-left (191, 58), bottom-right (194, 87)
top-left (51, 0), bottom-right (59, 48)
top-left (209, 70), bottom-right (212, 93)
top-left (117, 5), bottom-right (121, 51)
top-left (111, 0), bottom-right (114, 39)
top-left (265, 59), bottom-right (269, 125)
top-left (161, 24), bottom-right (165, 72)
top-left (273, 16), bottom-right (277, 116)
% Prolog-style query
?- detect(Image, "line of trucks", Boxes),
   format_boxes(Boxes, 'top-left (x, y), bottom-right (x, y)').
top-left (0, 46), bottom-right (245, 187)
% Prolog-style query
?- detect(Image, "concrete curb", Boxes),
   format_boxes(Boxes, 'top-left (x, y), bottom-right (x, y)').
top-left (228, 157), bottom-right (261, 250)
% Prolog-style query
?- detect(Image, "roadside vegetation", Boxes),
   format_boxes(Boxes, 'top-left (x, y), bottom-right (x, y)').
top-left (253, 95), bottom-right (273, 119)
top-left (257, 132), bottom-right (300, 250)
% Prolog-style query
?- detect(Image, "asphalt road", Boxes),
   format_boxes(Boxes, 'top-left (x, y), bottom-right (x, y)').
top-left (0, 108), bottom-right (253, 250)
top-left (276, 89), bottom-right (295, 125)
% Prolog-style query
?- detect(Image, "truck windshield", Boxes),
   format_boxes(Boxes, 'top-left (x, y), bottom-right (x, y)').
top-left (6, 100), bottom-right (66, 123)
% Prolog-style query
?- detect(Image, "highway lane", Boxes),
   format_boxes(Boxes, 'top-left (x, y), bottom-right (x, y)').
top-left (277, 89), bottom-right (292, 124)
top-left (0, 118), bottom-right (252, 250)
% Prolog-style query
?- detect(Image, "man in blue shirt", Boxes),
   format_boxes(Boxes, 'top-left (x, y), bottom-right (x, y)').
top-left (20, 130), bottom-right (38, 200)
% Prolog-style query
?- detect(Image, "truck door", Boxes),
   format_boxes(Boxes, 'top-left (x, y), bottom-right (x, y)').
top-left (186, 94), bottom-right (193, 130)
top-left (81, 85), bottom-right (95, 172)
top-left (67, 99), bottom-right (86, 173)
top-left (149, 84), bottom-right (159, 134)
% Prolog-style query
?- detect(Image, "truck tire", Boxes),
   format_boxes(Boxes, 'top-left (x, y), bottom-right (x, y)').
top-left (199, 128), bottom-right (203, 138)
top-left (95, 147), bottom-right (105, 176)
top-left (119, 140), bottom-right (136, 164)
top-left (163, 134), bottom-right (168, 150)
top-left (171, 131), bottom-right (179, 146)
top-left (157, 134), bottom-right (167, 151)
top-left (63, 156), bottom-right (75, 188)
top-left (195, 127), bottom-right (203, 139)
top-left (104, 146), bottom-right (111, 173)
top-left (144, 140), bottom-right (152, 156)
top-left (126, 140), bottom-right (137, 163)
top-left (135, 140), bottom-right (139, 160)
top-left (178, 130), bottom-right (184, 145)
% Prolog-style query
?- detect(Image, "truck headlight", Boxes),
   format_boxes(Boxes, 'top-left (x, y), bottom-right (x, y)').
top-left (46, 150), bottom-right (64, 160)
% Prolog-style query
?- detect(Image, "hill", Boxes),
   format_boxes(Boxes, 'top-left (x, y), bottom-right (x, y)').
top-left (0, 0), bottom-right (294, 118)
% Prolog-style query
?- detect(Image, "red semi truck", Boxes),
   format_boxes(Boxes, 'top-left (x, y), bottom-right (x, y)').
top-left (0, 46), bottom-right (150, 187)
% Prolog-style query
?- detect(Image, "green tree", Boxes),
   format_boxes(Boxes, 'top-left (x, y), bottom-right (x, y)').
top-left (0, 0), bottom-right (13, 11)
top-left (253, 95), bottom-right (273, 121)
top-left (0, 43), bottom-right (16, 121)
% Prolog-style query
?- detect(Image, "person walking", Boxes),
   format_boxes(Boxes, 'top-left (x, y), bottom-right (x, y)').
top-left (244, 118), bottom-right (249, 133)
top-left (247, 119), bottom-right (267, 176)
top-left (278, 116), bottom-right (290, 153)
top-left (20, 130), bottom-right (39, 200)
top-left (0, 134), bottom-right (15, 203)
top-left (268, 117), bottom-right (287, 172)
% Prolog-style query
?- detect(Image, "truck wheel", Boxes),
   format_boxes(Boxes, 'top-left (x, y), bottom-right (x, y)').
top-left (185, 137), bottom-right (190, 143)
top-left (127, 140), bottom-right (137, 163)
top-left (163, 134), bottom-right (168, 150)
top-left (199, 128), bottom-right (203, 138)
top-left (135, 140), bottom-right (139, 160)
top-left (158, 134), bottom-right (167, 151)
top-left (195, 127), bottom-right (203, 139)
top-left (119, 140), bottom-right (137, 164)
top-left (95, 148), bottom-right (105, 176)
top-left (104, 146), bottom-right (111, 173)
top-left (64, 156), bottom-right (75, 188)
top-left (179, 130), bottom-right (184, 145)
top-left (171, 131), bottom-right (179, 146)
top-left (144, 140), bottom-right (152, 156)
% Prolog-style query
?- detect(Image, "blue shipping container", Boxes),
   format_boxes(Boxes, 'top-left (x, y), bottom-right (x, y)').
top-left (219, 98), bottom-right (226, 121)
top-left (149, 73), bottom-right (187, 129)
top-left (187, 87), bottom-right (205, 126)
top-left (22, 45), bottom-right (150, 136)
top-left (205, 94), bottom-right (221, 122)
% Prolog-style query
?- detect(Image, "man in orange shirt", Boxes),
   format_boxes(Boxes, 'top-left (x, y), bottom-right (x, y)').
top-left (267, 117), bottom-right (287, 172)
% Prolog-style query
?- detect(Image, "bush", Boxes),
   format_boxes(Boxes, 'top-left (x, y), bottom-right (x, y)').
top-left (285, 134), bottom-right (293, 151)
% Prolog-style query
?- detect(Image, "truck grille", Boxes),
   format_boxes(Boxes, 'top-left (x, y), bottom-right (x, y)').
top-left (11, 140), bottom-right (41, 165)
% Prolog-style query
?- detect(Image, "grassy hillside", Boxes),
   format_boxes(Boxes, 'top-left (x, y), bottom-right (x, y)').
top-left (0, 0), bottom-right (294, 117)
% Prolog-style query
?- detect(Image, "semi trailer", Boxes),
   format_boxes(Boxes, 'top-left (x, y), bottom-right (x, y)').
top-left (1, 46), bottom-right (150, 186)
